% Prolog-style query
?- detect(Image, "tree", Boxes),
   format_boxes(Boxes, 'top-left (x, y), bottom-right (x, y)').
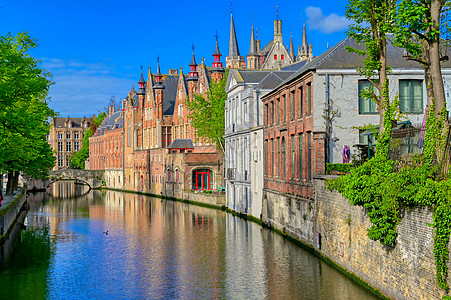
top-left (70, 112), bottom-right (106, 169)
top-left (395, 0), bottom-right (451, 164)
top-left (186, 72), bottom-right (228, 153)
top-left (346, 0), bottom-right (398, 158)
top-left (0, 32), bottom-right (55, 194)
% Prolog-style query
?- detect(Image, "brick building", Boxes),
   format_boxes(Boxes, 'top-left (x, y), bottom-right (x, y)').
top-left (48, 116), bottom-right (92, 170)
top-left (89, 106), bottom-right (124, 188)
top-left (90, 38), bottom-right (226, 196)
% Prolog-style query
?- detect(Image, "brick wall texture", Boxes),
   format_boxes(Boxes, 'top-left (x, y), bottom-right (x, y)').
top-left (264, 176), bottom-right (451, 299)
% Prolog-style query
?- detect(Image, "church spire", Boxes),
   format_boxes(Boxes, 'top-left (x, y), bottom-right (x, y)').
top-left (300, 21), bottom-right (308, 56)
top-left (249, 25), bottom-right (257, 55)
top-left (228, 13), bottom-right (240, 57)
top-left (289, 29), bottom-right (296, 61)
top-left (226, 11), bottom-right (245, 69)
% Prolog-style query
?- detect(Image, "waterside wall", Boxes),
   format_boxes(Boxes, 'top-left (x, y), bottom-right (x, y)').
top-left (0, 187), bottom-right (28, 241)
top-left (263, 175), bottom-right (449, 300)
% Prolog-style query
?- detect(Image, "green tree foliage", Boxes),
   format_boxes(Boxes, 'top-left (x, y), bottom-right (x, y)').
top-left (0, 32), bottom-right (55, 194)
top-left (186, 72), bottom-right (228, 153)
top-left (70, 112), bottom-right (106, 169)
top-left (395, 0), bottom-right (450, 165)
top-left (346, 0), bottom-right (397, 141)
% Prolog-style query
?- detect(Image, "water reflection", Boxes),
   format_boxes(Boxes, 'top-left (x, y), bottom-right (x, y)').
top-left (0, 184), bottom-right (380, 299)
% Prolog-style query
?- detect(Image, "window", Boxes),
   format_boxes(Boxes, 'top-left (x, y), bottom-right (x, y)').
top-left (291, 136), bottom-right (295, 180)
top-left (74, 141), bottom-right (80, 152)
top-left (128, 121), bottom-right (131, 147)
top-left (281, 54), bottom-right (284, 60)
top-left (178, 104), bottom-right (183, 118)
top-left (244, 102), bottom-right (248, 123)
top-left (66, 142), bottom-right (72, 152)
top-left (74, 132), bottom-right (79, 140)
top-left (265, 104), bottom-right (269, 126)
top-left (277, 138), bottom-right (280, 177)
top-left (162, 126), bottom-right (172, 148)
top-left (66, 132), bottom-right (71, 139)
top-left (58, 141), bottom-right (63, 152)
top-left (271, 101), bottom-right (274, 124)
top-left (283, 94), bottom-right (286, 122)
top-left (277, 99), bottom-right (280, 123)
top-left (282, 137), bottom-right (286, 180)
top-left (58, 155), bottom-right (64, 167)
top-left (265, 140), bottom-right (268, 175)
top-left (185, 124), bottom-right (189, 138)
top-left (291, 91), bottom-right (295, 120)
top-left (307, 83), bottom-right (312, 116)
top-left (299, 133), bottom-right (303, 180)
top-left (299, 87), bottom-right (304, 118)
top-left (358, 80), bottom-right (379, 114)
top-left (359, 130), bottom-right (377, 145)
top-left (58, 133), bottom-right (63, 139)
top-left (66, 155), bottom-right (70, 167)
top-left (192, 169), bottom-right (213, 190)
top-left (399, 80), bottom-right (423, 114)
top-left (272, 139), bottom-right (274, 177)
top-left (274, 54), bottom-right (278, 60)
top-left (175, 169), bottom-right (180, 183)
top-left (167, 169), bottom-right (172, 182)
top-left (308, 132), bottom-right (312, 182)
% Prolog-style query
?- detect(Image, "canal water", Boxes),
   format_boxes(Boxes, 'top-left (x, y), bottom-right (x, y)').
top-left (0, 182), bottom-right (380, 299)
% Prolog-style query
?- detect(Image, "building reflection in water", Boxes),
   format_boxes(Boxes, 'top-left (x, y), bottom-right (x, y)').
top-left (0, 184), bottom-right (380, 299)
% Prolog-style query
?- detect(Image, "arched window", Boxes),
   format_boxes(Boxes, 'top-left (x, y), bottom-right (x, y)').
top-left (167, 168), bottom-right (172, 182)
top-left (175, 169), bottom-right (180, 183)
top-left (281, 54), bottom-right (284, 60)
top-left (274, 54), bottom-right (278, 60)
top-left (192, 169), bottom-right (213, 190)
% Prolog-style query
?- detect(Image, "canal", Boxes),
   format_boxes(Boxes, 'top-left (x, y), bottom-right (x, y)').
top-left (0, 183), bottom-right (381, 299)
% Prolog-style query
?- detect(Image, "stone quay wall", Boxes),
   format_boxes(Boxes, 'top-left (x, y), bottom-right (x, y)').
top-left (0, 187), bottom-right (27, 241)
top-left (263, 175), bottom-right (449, 299)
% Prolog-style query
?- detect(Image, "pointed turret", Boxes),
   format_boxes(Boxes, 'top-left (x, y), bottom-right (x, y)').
top-left (226, 12), bottom-right (246, 69)
top-left (289, 33), bottom-right (296, 61)
top-left (298, 22), bottom-right (312, 62)
top-left (247, 25), bottom-right (260, 70)
top-left (187, 45), bottom-right (198, 81)
top-left (137, 66), bottom-right (146, 95)
top-left (153, 56), bottom-right (165, 89)
top-left (210, 33), bottom-right (225, 81)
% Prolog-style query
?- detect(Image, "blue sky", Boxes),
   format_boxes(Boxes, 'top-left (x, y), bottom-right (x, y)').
top-left (1, 0), bottom-right (351, 117)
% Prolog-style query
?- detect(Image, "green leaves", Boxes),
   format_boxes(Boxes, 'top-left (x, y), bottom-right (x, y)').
top-left (0, 32), bottom-right (55, 179)
top-left (186, 71), bottom-right (228, 152)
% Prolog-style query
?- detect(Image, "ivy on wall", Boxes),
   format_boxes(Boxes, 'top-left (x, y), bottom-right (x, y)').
top-left (327, 98), bottom-right (451, 296)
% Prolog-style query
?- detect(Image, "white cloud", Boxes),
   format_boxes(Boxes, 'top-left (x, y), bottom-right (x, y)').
top-left (305, 7), bottom-right (352, 34)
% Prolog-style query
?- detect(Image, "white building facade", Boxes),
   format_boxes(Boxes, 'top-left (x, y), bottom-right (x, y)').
top-left (225, 70), bottom-right (294, 218)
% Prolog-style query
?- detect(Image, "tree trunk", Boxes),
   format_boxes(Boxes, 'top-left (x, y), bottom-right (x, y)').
top-left (6, 170), bottom-right (13, 195)
top-left (12, 171), bottom-right (19, 191)
top-left (378, 34), bottom-right (388, 135)
top-left (429, 0), bottom-right (448, 127)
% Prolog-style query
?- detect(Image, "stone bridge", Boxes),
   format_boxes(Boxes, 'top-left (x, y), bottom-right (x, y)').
top-left (47, 169), bottom-right (105, 190)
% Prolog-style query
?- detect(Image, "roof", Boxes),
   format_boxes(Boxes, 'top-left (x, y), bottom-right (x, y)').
top-left (53, 117), bottom-right (93, 128)
top-left (281, 60), bottom-right (308, 71)
top-left (236, 70), bottom-right (293, 84)
top-left (167, 139), bottom-right (194, 149)
top-left (255, 72), bottom-right (291, 90)
top-left (99, 111), bottom-right (123, 131)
